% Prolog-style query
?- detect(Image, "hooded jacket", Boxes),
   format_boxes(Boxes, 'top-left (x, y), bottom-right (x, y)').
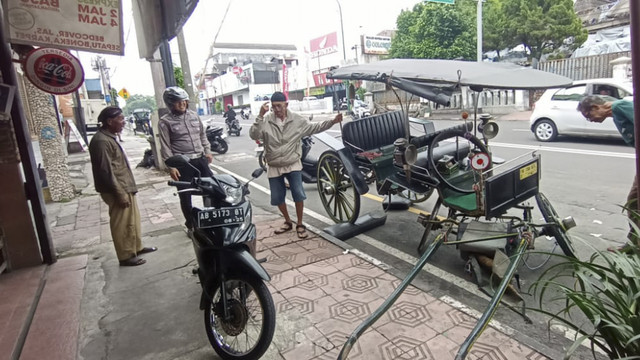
top-left (249, 109), bottom-right (333, 168)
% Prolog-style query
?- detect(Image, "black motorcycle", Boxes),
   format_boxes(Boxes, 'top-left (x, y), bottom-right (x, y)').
top-left (206, 126), bottom-right (229, 154)
top-left (240, 108), bottom-right (251, 120)
top-left (165, 155), bottom-right (276, 360)
top-left (224, 111), bottom-right (242, 136)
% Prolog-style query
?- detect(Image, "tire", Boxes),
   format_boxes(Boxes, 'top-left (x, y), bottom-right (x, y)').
top-left (317, 150), bottom-right (361, 224)
top-left (533, 119), bottom-right (558, 142)
top-left (535, 192), bottom-right (576, 258)
top-left (258, 152), bottom-right (267, 170)
top-left (204, 276), bottom-right (276, 360)
top-left (398, 188), bottom-right (433, 204)
top-left (212, 139), bottom-right (229, 154)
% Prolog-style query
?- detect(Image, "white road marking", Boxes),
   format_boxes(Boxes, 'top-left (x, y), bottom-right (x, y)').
top-left (490, 142), bottom-right (634, 159)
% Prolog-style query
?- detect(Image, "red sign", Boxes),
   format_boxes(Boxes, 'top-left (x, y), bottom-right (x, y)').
top-left (23, 48), bottom-right (84, 95)
top-left (232, 66), bottom-right (242, 75)
top-left (312, 70), bottom-right (342, 87)
top-left (309, 32), bottom-right (338, 59)
top-left (282, 63), bottom-right (289, 99)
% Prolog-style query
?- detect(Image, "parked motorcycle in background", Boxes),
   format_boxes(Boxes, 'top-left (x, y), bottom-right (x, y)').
top-left (206, 126), bottom-right (229, 154)
top-left (165, 155), bottom-right (276, 360)
top-left (240, 108), bottom-right (251, 120)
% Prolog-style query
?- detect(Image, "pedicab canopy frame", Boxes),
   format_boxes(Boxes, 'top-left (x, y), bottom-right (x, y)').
top-left (326, 60), bottom-right (574, 360)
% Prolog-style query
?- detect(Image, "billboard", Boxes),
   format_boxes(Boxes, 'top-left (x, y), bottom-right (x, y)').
top-left (309, 32), bottom-right (338, 59)
top-left (362, 35), bottom-right (392, 55)
top-left (3, 0), bottom-right (124, 55)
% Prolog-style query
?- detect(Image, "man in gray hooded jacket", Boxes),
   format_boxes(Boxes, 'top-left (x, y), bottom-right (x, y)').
top-left (250, 92), bottom-right (342, 238)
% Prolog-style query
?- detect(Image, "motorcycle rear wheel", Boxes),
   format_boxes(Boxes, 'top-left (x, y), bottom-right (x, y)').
top-left (212, 139), bottom-right (229, 154)
top-left (204, 276), bottom-right (275, 360)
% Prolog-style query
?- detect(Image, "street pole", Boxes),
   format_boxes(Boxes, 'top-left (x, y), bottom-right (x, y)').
top-left (477, 0), bottom-right (483, 62)
top-left (177, 29), bottom-right (197, 110)
top-left (336, 0), bottom-right (348, 111)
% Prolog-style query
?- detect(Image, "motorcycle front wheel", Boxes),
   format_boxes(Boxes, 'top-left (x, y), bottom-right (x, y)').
top-left (204, 276), bottom-right (276, 360)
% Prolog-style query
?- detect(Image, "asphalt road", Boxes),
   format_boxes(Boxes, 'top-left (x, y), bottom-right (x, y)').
top-left (204, 113), bottom-right (631, 358)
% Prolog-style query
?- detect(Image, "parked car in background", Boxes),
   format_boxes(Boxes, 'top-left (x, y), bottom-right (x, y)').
top-left (529, 78), bottom-right (633, 142)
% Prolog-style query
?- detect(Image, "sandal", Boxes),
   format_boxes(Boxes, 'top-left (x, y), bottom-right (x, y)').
top-left (119, 256), bottom-right (147, 266)
top-left (137, 246), bottom-right (158, 254)
top-left (296, 224), bottom-right (308, 239)
top-left (274, 221), bottom-right (293, 234)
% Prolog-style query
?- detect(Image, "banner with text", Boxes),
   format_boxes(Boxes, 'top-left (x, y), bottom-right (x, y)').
top-left (362, 35), bottom-right (391, 55)
top-left (309, 32), bottom-right (338, 59)
top-left (3, 0), bottom-right (124, 55)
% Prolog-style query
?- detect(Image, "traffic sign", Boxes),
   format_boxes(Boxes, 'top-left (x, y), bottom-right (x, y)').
top-left (232, 66), bottom-right (242, 75)
top-left (425, 0), bottom-right (454, 4)
top-left (118, 88), bottom-right (130, 100)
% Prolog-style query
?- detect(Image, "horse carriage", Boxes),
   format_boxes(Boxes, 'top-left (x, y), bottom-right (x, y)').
top-left (308, 59), bottom-right (578, 359)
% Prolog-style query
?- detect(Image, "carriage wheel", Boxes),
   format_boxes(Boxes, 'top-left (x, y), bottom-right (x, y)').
top-left (428, 129), bottom-right (489, 194)
top-left (536, 192), bottom-right (576, 258)
top-left (317, 151), bottom-right (361, 224)
top-left (417, 197), bottom-right (443, 254)
top-left (398, 188), bottom-right (433, 204)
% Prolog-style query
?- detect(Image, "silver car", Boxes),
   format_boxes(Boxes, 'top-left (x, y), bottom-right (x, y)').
top-left (529, 78), bottom-right (633, 142)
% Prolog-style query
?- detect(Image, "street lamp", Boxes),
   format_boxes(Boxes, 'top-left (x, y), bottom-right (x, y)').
top-left (351, 45), bottom-right (359, 64)
top-left (336, 0), bottom-right (346, 61)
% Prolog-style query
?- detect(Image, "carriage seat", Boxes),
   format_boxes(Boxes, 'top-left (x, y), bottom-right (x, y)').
top-left (342, 111), bottom-right (406, 154)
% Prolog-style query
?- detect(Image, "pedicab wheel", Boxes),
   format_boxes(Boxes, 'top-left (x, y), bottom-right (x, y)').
top-left (399, 188), bottom-right (433, 204)
top-left (535, 192), bottom-right (576, 258)
top-left (417, 198), bottom-right (443, 254)
top-left (317, 150), bottom-right (361, 224)
top-left (428, 129), bottom-right (489, 194)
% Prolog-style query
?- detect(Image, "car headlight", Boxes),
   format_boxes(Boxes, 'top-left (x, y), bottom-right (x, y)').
top-left (222, 183), bottom-right (243, 205)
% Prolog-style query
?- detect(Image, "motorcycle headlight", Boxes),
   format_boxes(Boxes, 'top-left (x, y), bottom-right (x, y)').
top-left (222, 183), bottom-right (243, 205)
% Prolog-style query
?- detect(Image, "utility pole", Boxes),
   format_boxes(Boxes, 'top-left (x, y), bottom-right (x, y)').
top-left (149, 49), bottom-right (167, 170)
top-left (477, 0), bottom-right (484, 62)
top-left (177, 29), bottom-right (197, 110)
top-left (92, 56), bottom-right (113, 104)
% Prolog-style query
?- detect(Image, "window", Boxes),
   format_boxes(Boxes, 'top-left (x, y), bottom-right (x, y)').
top-left (551, 85), bottom-right (587, 101)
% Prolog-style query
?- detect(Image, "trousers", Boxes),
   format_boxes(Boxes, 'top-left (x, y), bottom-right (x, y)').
top-left (100, 192), bottom-right (142, 261)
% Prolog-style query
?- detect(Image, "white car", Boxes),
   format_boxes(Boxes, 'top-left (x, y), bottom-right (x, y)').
top-left (529, 78), bottom-right (633, 142)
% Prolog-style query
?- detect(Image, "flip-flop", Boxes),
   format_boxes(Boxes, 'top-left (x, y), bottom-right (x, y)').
top-left (274, 221), bottom-right (293, 234)
top-left (137, 246), bottom-right (158, 254)
top-left (296, 224), bottom-right (308, 239)
top-left (119, 256), bottom-right (146, 266)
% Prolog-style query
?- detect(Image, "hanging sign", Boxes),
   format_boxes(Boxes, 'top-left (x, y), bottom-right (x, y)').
top-left (23, 47), bottom-right (85, 95)
top-left (3, 0), bottom-right (124, 55)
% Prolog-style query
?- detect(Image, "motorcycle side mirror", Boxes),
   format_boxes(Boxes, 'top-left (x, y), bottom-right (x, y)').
top-left (165, 155), bottom-right (190, 168)
top-left (251, 168), bottom-right (265, 179)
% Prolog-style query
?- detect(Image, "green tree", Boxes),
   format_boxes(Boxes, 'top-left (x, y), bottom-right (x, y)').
top-left (482, 0), bottom-right (517, 61)
top-left (174, 65), bottom-right (185, 89)
top-left (122, 94), bottom-right (157, 115)
top-left (389, 2), bottom-right (476, 60)
top-left (501, 0), bottom-right (587, 67)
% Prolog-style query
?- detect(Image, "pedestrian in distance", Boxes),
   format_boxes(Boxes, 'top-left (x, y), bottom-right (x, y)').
top-left (89, 106), bottom-right (157, 266)
top-left (577, 95), bottom-right (637, 251)
top-left (158, 87), bottom-right (213, 235)
top-left (249, 91), bottom-right (343, 238)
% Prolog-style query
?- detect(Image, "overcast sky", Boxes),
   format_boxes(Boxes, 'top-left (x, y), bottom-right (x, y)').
top-left (78, 0), bottom-right (423, 97)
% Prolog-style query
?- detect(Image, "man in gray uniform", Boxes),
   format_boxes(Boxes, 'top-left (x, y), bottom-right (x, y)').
top-left (159, 87), bottom-right (213, 231)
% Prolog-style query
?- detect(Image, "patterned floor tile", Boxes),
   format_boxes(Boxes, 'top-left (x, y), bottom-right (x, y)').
top-left (281, 325), bottom-right (335, 360)
top-left (297, 261), bottom-right (340, 277)
top-left (469, 327), bottom-right (546, 360)
top-left (280, 281), bottom-right (328, 304)
top-left (350, 329), bottom-right (403, 360)
top-left (330, 273), bottom-right (385, 304)
top-left (270, 269), bottom-right (310, 292)
top-left (306, 246), bottom-right (343, 264)
top-left (424, 300), bottom-right (476, 336)
top-left (262, 254), bottom-right (294, 275)
top-left (321, 254), bottom-right (360, 271)
top-left (312, 269), bottom-right (350, 295)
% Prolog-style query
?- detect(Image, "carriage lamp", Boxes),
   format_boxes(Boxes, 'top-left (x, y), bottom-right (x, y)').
top-left (393, 138), bottom-right (417, 181)
top-left (562, 216), bottom-right (576, 231)
top-left (478, 113), bottom-right (499, 139)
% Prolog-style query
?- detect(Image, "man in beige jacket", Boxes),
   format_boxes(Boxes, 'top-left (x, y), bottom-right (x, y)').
top-left (250, 92), bottom-right (342, 238)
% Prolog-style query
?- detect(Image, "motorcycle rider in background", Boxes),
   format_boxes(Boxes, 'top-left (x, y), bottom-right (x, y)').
top-left (158, 86), bottom-right (213, 235)
top-left (224, 104), bottom-right (237, 126)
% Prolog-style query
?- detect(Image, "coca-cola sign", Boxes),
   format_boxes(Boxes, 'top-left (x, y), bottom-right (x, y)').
top-left (24, 48), bottom-right (84, 95)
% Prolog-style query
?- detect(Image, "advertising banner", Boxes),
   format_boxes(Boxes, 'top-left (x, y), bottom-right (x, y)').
top-left (362, 35), bottom-right (391, 55)
top-left (309, 32), bottom-right (338, 59)
top-left (3, 0), bottom-right (124, 55)
top-left (23, 47), bottom-right (84, 95)
top-left (282, 62), bottom-right (288, 99)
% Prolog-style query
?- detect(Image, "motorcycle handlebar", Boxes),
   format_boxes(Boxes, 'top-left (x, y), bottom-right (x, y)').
top-left (167, 180), bottom-right (192, 187)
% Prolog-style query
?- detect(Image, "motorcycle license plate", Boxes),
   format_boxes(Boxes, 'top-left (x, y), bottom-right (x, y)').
top-left (197, 207), bottom-right (244, 228)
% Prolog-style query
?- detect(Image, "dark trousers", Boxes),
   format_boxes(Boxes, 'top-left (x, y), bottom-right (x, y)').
top-left (178, 156), bottom-right (213, 229)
